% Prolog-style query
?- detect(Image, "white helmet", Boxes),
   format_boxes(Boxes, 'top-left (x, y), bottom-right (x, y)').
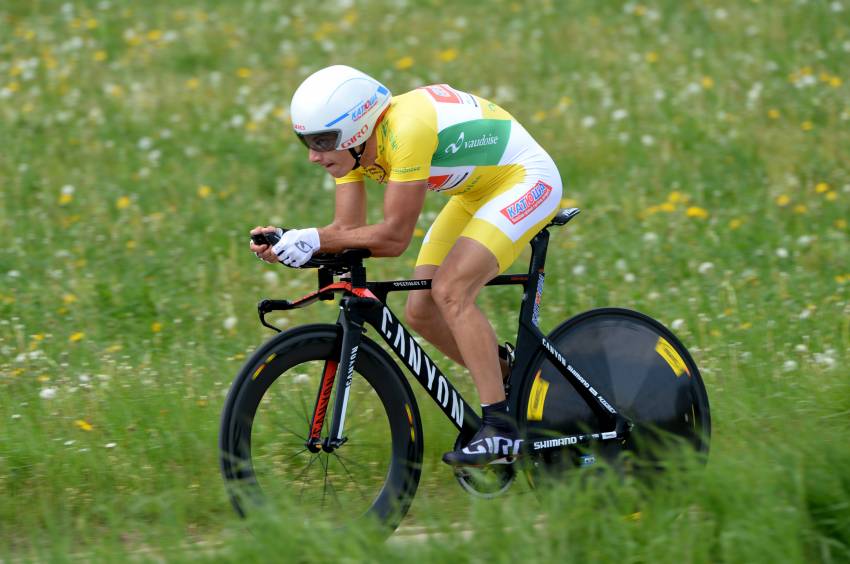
top-left (290, 65), bottom-right (392, 153)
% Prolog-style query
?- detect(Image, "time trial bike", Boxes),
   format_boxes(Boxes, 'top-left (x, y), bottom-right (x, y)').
top-left (219, 208), bottom-right (711, 534)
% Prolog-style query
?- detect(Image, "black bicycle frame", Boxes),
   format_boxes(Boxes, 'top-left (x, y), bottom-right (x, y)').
top-left (258, 227), bottom-right (631, 455)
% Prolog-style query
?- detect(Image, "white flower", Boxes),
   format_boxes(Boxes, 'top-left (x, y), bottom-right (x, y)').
top-left (572, 264), bottom-right (586, 276)
top-left (697, 262), bottom-right (714, 275)
top-left (104, 442), bottom-right (117, 449)
top-left (7, 270), bottom-right (20, 278)
top-left (612, 109), bottom-right (628, 121)
top-left (223, 316), bottom-right (238, 331)
top-left (783, 360), bottom-right (798, 372)
top-left (643, 232), bottom-right (658, 243)
top-left (641, 135), bottom-right (655, 146)
top-left (831, 1), bottom-right (843, 12)
top-left (581, 116), bottom-right (596, 129)
top-left (263, 271), bottom-right (279, 285)
top-left (39, 388), bottom-right (57, 400)
top-left (799, 308), bottom-right (812, 320)
top-left (61, 184), bottom-right (75, 195)
top-left (137, 137), bottom-right (153, 150)
top-left (615, 259), bottom-right (627, 271)
top-left (293, 373), bottom-right (311, 384)
top-left (11, 414), bottom-right (21, 420)
top-left (64, 439), bottom-right (76, 445)
top-left (624, 273), bottom-right (636, 283)
top-left (671, 319), bottom-right (685, 331)
top-left (775, 248), bottom-right (789, 259)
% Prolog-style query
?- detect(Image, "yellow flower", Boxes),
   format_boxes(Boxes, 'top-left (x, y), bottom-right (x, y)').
top-left (793, 204), bottom-right (808, 214)
top-left (93, 50), bottom-right (107, 62)
top-left (198, 185), bottom-right (212, 198)
top-left (151, 321), bottom-right (163, 333)
top-left (826, 191), bottom-right (838, 201)
top-left (836, 219), bottom-right (848, 230)
top-left (75, 419), bottom-right (94, 432)
top-left (413, 228), bottom-right (425, 237)
top-left (59, 193), bottom-right (73, 205)
top-left (767, 109), bottom-right (780, 120)
top-left (105, 344), bottom-right (123, 353)
top-left (438, 48), bottom-right (458, 62)
top-left (69, 332), bottom-right (85, 342)
top-left (729, 218), bottom-right (743, 230)
top-left (236, 67), bottom-right (252, 78)
top-left (63, 293), bottom-right (78, 305)
top-left (801, 120), bottom-right (814, 131)
top-left (532, 110), bottom-right (546, 122)
top-left (659, 202), bottom-right (675, 213)
top-left (146, 29), bottom-right (162, 42)
top-left (775, 194), bottom-right (791, 207)
top-left (86, 18), bottom-right (98, 30)
top-left (116, 196), bottom-right (131, 209)
top-left (686, 206), bottom-right (709, 219)
top-left (815, 182), bottom-right (830, 193)
top-left (185, 78), bottom-right (200, 90)
top-left (645, 52), bottom-right (658, 63)
top-left (394, 56), bottom-right (414, 70)
top-left (667, 191), bottom-right (684, 204)
top-left (126, 240), bottom-right (136, 250)
top-left (830, 76), bottom-right (842, 88)
top-left (560, 198), bottom-right (578, 208)
top-left (701, 76), bottom-right (714, 89)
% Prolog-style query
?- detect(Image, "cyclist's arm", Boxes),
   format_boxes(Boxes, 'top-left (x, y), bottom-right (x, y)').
top-left (329, 180), bottom-right (367, 230)
top-left (318, 180), bottom-right (427, 256)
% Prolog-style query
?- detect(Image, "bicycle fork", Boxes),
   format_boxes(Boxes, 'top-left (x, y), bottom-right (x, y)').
top-left (305, 300), bottom-right (365, 453)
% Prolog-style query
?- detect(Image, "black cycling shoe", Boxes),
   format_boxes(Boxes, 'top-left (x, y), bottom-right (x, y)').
top-left (442, 424), bottom-right (523, 467)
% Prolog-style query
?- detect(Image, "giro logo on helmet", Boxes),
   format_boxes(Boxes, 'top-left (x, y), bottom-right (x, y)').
top-left (341, 124), bottom-right (370, 149)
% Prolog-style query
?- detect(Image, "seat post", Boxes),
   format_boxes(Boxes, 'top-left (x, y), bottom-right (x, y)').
top-left (528, 229), bottom-right (551, 275)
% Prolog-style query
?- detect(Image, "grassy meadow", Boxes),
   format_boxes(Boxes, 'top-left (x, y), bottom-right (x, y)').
top-left (1, 0), bottom-right (849, 561)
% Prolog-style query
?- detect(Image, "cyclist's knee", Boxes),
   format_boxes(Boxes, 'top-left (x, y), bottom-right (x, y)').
top-left (405, 292), bottom-right (437, 332)
top-left (430, 279), bottom-right (470, 320)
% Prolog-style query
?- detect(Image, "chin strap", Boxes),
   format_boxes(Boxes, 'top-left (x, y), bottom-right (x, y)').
top-left (347, 145), bottom-right (366, 171)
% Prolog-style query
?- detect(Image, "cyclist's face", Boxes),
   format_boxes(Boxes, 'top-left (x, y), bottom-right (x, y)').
top-left (308, 148), bottom-right (355, 178)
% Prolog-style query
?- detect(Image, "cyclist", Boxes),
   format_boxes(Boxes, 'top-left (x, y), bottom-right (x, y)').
top-left (251, 65), bottom-right (563, 466)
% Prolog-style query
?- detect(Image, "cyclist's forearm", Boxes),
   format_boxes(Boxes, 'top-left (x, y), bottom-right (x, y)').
top-left (318, 223), bottom-right (411, 256)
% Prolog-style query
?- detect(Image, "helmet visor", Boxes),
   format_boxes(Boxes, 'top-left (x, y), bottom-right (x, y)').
top-left (296, 130), bottom-right (341, 152)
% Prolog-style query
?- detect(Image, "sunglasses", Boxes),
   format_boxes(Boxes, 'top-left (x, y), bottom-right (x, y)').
top-left (296, 130), bottom-right (341, 152)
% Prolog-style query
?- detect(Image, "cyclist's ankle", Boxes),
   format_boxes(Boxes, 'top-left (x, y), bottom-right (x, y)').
top-left (481, 400), bottom-right (517, 434)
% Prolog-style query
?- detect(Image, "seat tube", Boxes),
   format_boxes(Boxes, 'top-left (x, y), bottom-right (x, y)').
top-left (324, 301), bottom-right (365, 449)
top-left (518, 230), bottom-right (550, 330)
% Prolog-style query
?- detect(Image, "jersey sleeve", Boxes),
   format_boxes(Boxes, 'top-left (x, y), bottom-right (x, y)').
top-left (387, 114), bottom-right (437, 183)
top-left (335, 167), bottom-right (365, 185)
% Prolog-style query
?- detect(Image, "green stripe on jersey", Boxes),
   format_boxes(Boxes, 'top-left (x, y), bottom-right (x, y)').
top-left (432, 119), bottom-right (512, 167)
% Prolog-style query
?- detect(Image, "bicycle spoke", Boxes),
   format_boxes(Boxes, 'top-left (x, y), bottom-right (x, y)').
top-left (331, 452), bottom-right (371, 503)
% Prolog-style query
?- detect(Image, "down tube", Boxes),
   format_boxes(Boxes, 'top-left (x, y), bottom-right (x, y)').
top-left (363, 303), bottom-right (481, 434)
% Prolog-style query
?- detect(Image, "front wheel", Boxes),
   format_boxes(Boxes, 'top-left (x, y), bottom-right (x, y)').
top-left (518, 308), bottom-right (710, 481)
top-left (219, 324), bottom-right (423, 533)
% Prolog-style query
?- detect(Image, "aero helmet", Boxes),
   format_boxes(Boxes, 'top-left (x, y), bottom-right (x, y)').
top-left (290, 65), bottom-right (391, 167)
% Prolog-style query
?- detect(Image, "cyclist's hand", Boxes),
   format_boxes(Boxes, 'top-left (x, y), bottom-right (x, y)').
top-left (249, 226), bottom-right (282, 263)
top-left (273, 227), bottom-right (320, 267)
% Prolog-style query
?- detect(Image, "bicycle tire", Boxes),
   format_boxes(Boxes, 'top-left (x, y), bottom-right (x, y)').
top-left (219, 324), bottom-right (423, 532)
top-left (517, 308), bottom-right (710, 480)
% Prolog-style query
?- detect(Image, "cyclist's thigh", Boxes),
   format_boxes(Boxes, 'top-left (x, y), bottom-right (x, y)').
top-left (415, 196), bottom-right (472, 270)
top-left (461, 162), bottom-right (563, 273)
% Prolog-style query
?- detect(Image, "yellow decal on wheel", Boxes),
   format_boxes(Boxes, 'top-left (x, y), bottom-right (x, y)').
top-left (526, 370), bottom-right (549, 421)
top-left (252, 363), bottom-right (267, 380)
top-left (655, 337), bottom-right (690, 377)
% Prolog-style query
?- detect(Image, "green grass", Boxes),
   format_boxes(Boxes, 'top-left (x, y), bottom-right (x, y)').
top-left (1, 0), bottom-right (849, 561)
